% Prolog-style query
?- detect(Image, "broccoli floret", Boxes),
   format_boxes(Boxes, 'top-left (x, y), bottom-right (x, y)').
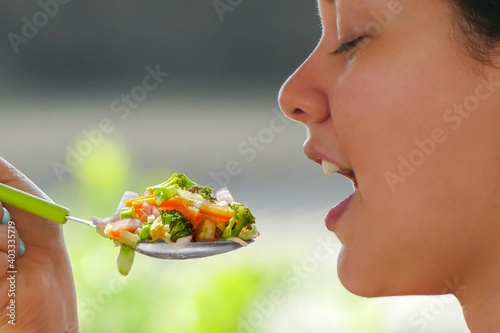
top-left (161, 210), bottom-right (194, 242)
top-left (222, 203), bottom-right (256, 239)
top-left (147, 173), bottom-right (198, 205)
top-left (194, 186), bottom-right (215, 202)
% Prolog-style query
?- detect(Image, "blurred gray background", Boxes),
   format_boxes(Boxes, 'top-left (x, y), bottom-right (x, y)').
top-left (0, 0), bottom-right (323, 191)
top-left (0, 1), bottom-right (469, 332)
top-left (0, 0), bottom-right (319, 98)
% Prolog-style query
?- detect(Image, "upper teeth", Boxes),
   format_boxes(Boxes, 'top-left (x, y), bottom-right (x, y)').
top-left (322, 161), bottom-right (340, 176)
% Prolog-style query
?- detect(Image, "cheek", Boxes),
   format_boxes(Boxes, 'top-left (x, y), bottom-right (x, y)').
top-left (332, 39), bottom-right (475, 208)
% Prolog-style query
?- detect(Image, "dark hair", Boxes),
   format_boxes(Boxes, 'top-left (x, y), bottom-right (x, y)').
top-left (450, 0), bottom-right (500, 66)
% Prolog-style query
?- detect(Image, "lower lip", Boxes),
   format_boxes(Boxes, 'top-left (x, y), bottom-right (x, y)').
top-left (325, 192), bottom-right (355, 231)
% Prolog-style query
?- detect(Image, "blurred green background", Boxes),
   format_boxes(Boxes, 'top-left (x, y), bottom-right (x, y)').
top-left (47, 134), bottom-right (386, 333)
top-left (1, 1), bottom-right (468, 332)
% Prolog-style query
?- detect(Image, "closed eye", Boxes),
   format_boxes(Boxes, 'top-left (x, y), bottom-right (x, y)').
top-left (332, 36), bottom-right (366, 55)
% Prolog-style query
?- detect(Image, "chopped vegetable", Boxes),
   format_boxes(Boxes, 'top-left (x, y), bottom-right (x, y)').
top-left (150, 217), bottom-right (166, 240)
top-left (146, 173), bottom-right (197, 205)
top-left (139, 224), bottom-right (151, 240)
top-left (119, 206), bottom-right (134, 219)
top-left (222, 203), bottom-right (256, 239)
top-left (198, 202), bottom-right (234, 221)
top-left (194, 186), bottom-right (215, 202)
top-left (117, 244), bottom-right (135, 276)
top-left (92, 173), bottom-right (258, 275)
top-left (196, 220), bottom-right (216, 242)
top-left (162, 210), bottom-right (194, 242)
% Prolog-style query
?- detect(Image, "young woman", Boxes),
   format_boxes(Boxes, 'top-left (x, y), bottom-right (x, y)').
top-left (279, 0), bottom-right (500, 331)
top-left (3, 1), bottom-right (500, 332)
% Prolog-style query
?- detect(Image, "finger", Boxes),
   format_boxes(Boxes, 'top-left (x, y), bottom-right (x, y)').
top-left (0, 252), bottom-right (8, 278)
top-left (0, 207), bottom-right (10, 226)
top-left (0, 225), bottom-right (20, 258)
top-left (0, 207), bottom-right (24, 257)
top-left (0, 157), bottom-right (62, 247)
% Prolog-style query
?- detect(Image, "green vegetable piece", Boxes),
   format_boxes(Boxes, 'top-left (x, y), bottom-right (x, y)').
top-left (222, 203), bottom-right (256, 239)
top-left (161, 210), bottom-right (194, 242)
top-left (139, 224), bottom-right (152, 241)
top-left (147, 173), bottom-right (199, 205)
top-left (120, 207), bottom-right (134, 219)
top-left (194, 186), bottom-right (215, 202)
top-left (117, 244), bottom-right (135, 276)
top-left (239, 224), bottom-right (259, 240)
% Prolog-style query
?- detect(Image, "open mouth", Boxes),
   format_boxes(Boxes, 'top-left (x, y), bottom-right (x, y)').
top-left (322, 160), bottom-right (358, 230)
top-left (339, 169), bottom-right (358, 190)
top-left (322, 161), bottom-right (358, 190)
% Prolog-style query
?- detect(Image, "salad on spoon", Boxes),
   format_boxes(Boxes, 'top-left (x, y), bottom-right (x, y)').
top-left (92, 173), bottom-right (259, 275)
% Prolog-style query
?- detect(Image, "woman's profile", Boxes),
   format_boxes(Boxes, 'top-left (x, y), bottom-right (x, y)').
top-left (2, 0), bottom-right (500, 331)
top-left (279, 0), bottom-right (500, 331)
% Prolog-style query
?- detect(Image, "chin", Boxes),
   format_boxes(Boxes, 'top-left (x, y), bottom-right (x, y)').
top-left (336, 248), bottom-right (388, 298)
top-left (337, 248), bottom-right (451, 298)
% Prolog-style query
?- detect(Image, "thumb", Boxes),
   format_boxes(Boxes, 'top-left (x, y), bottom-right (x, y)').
top-left (0, 157), bottom-right (64, 249)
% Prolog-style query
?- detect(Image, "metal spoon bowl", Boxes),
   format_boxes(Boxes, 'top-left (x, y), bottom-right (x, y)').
top-left (135, 239), bottom-right (254, 260)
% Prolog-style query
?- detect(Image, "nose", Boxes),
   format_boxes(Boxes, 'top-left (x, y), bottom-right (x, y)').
top-left (278, 49), bottom-right (331, 126)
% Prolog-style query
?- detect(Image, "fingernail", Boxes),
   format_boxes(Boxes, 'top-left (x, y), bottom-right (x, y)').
top-left (1, 208), bottom-right (10, 224)
top-left (19, 239), bottom-right (25, 256)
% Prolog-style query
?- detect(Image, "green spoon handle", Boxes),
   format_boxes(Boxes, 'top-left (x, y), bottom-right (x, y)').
top-left (0, 183), bottom-right (68, 224)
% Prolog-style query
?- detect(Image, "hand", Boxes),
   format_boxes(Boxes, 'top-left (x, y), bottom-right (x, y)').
top-left (0, 157), bottom-right (78, 333)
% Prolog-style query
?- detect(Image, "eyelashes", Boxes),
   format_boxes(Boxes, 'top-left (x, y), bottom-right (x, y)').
top-left (332, 36), bottom-right (366, 55)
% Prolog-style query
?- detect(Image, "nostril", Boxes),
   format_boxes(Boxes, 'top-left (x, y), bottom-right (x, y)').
top-left (287, 107), bottom-right (308, 122)
top-left (292, 108), bottom-right (305, 116)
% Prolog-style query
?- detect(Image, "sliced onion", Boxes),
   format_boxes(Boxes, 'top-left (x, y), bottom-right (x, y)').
top-left (191, 200), bottom-right (204, 209)
top-left (91, 214), bottom-right (119, 226)
top-left (172, 235), bottom-right (193, 248)
top-left (140, 202), bottom-right (153, 216)
top-left (147, 215), bottom-right (156, 224)
top-left (112, 218), bottom-right (143, 233)
top-left (92, 191), bottom-right (139, 237)
top-left (152, 206), bottom-right (161, 218)
top-left (92, 215), bottom-right (118, 238)
top-left (215, 187), bottom-right (235, 204)
top-left (115, 191), bottom-right (140, 213)
top-left (225, 237), bottom-right (248, 247)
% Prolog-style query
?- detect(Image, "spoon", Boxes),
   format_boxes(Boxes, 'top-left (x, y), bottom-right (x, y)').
top-left (0, 183), bottom-right (252, 259)
top-left (135, 239), bottom-right (253, 260)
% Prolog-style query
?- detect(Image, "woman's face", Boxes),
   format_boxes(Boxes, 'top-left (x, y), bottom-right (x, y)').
top-left (279, 0), bottom-right (500, 297)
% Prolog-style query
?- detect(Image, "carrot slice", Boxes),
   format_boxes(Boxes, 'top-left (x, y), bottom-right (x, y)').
top-left (181, 208), bottom-right (202, 223)
top-left (159, 205), bottom-right (202, 223)
top-left (124, 194), bottom-right (156, 207)
top-left (108, 229), bottom-right (120, 241)
top-left (130, 195), bottom-right (205, 224)
top-left (199, 203), bottom-right (234, 222)
top-left (157, 196), bottom-right (184, 210)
